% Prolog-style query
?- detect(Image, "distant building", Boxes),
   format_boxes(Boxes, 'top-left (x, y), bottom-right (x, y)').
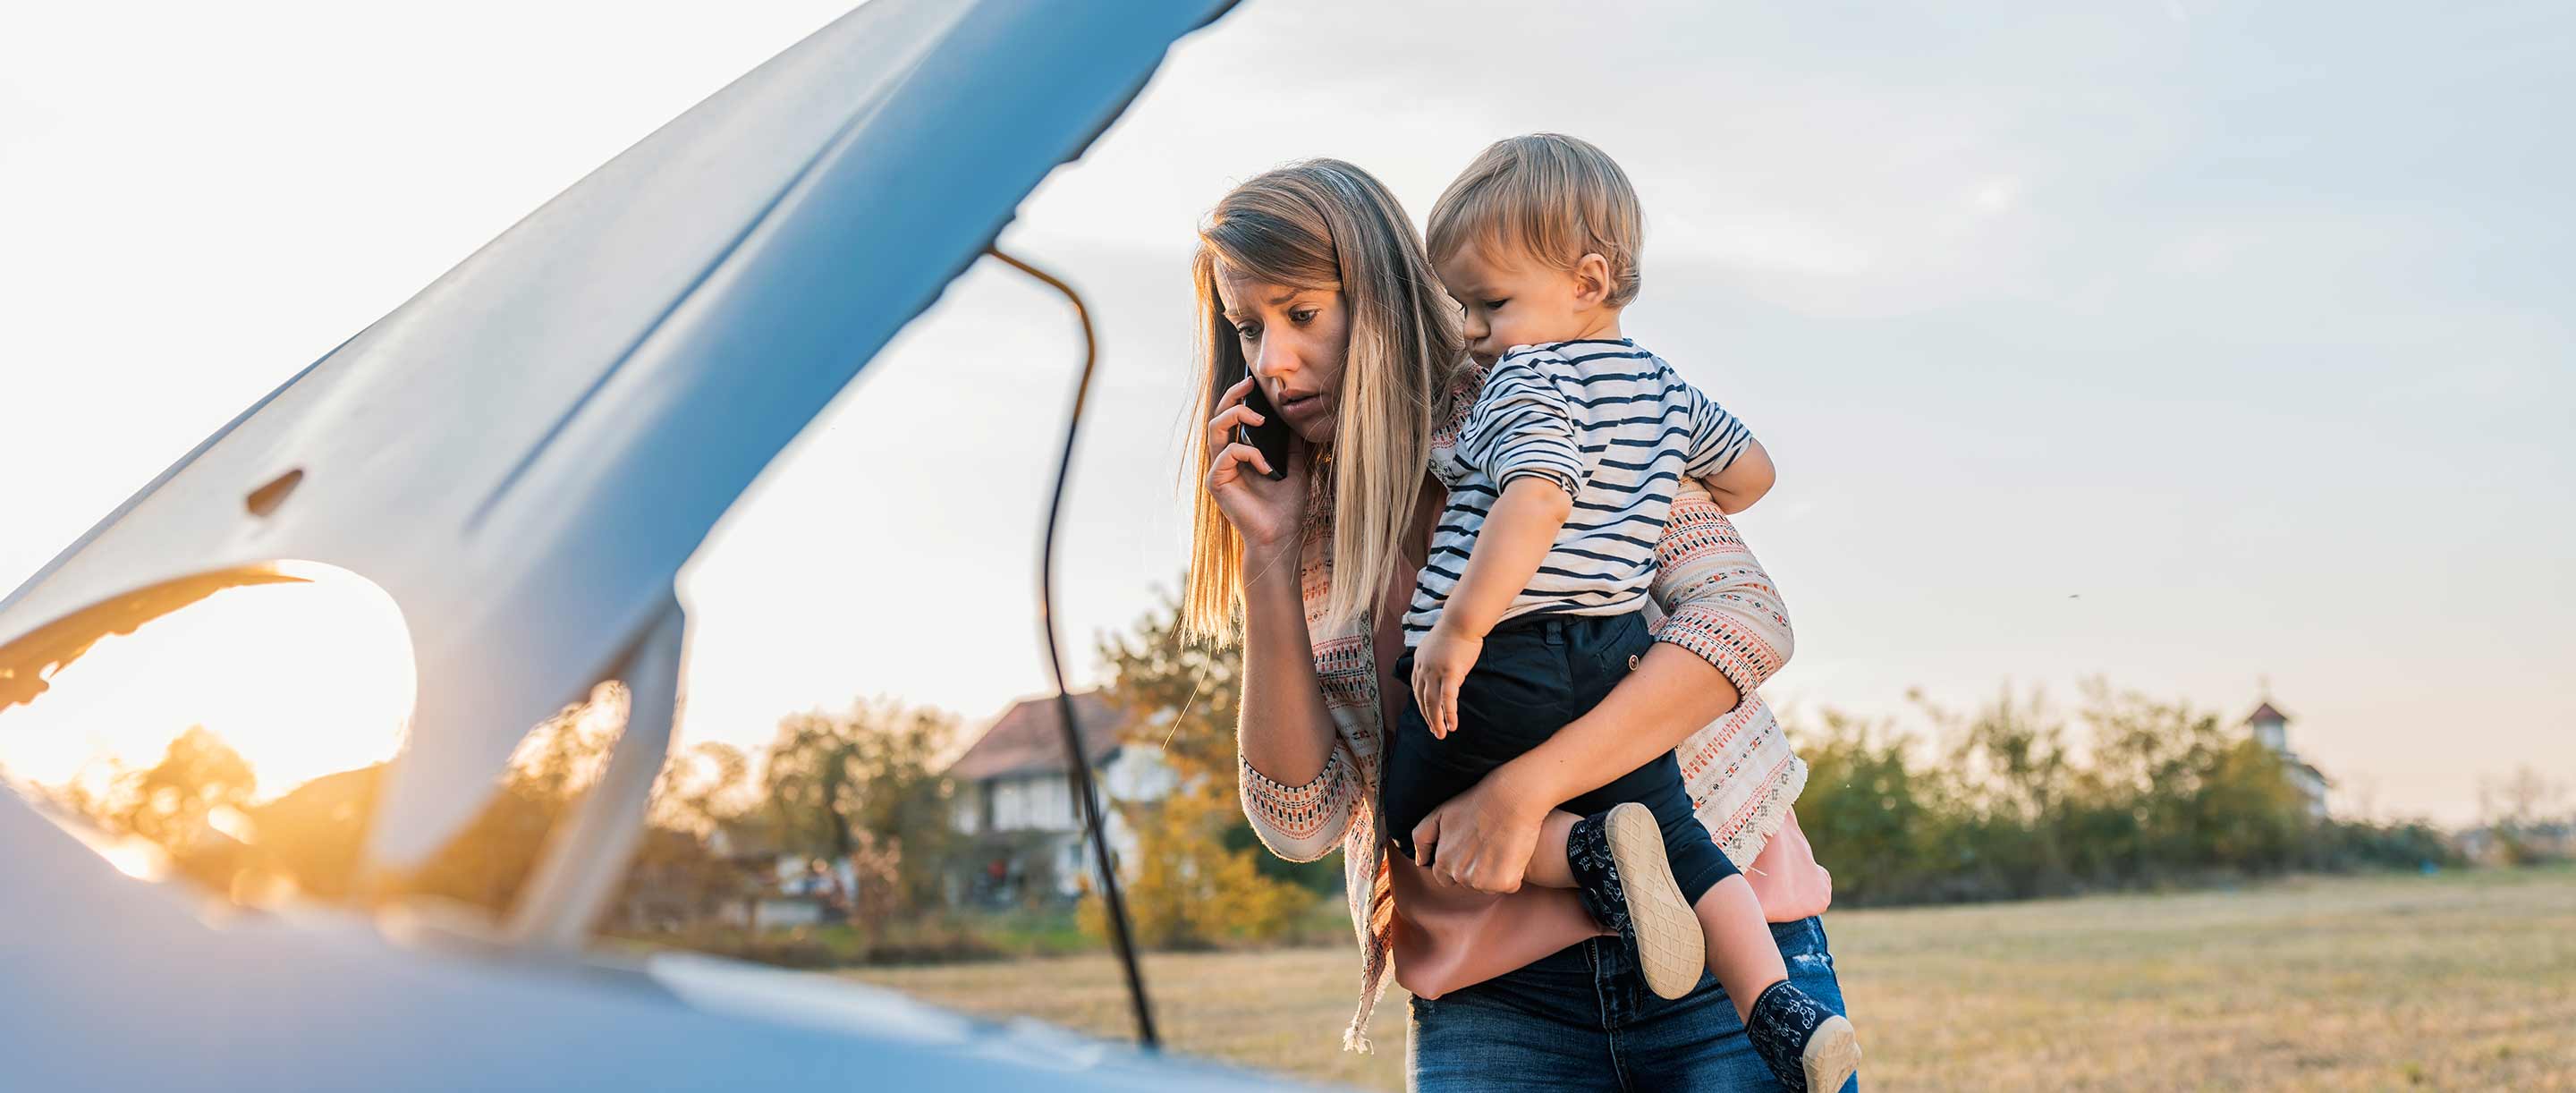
top-left (2247, 701), bottom-right (2330, 820)
top-left (943, 691), bottom-right (1175, 903)
top-left (701, 819), bottom-right (847, 932)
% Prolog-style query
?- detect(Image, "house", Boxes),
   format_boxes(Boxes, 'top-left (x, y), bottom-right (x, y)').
top-left (943, 691), bottom-right (1175, 903)
top-left (699, 818), bottom-right (847, 933)
top-left (2246, 700), bottom-right (2330, 820)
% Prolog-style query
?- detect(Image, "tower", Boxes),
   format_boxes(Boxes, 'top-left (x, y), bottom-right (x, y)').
top-left (2244, 699), bottom-right (2329, 819)
top-left (2248, 701), bottom-right (2289, 754)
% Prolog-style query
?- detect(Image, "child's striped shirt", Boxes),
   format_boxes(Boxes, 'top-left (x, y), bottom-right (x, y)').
top-left (1402, 338), bottom-right (1751, 646)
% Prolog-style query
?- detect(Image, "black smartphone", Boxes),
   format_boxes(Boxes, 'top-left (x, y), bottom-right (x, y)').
top-left (1234, 371), bottom-right (1292, 481)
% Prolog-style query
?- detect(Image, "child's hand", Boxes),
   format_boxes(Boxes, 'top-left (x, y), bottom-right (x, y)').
top-left (1411, 623), bottom-right (1484, 740)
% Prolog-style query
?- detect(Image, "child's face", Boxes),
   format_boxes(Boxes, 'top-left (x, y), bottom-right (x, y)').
top-left (1436, 244), bottom-right (1592, 369)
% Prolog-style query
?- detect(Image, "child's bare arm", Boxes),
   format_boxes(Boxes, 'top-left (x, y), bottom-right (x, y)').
top-left (1411, 478), bottom-right (1572, 739)
top-left (1679, 377), bottom-right (1769, 514)
top-left (1699, 436), bottom-right (1775, 514)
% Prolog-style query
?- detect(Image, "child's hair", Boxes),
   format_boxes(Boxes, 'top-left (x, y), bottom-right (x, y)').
top-left (1427, 133), bottom-right (1645, 308)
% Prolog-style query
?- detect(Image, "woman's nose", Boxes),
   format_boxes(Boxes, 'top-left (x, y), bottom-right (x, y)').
top-left (1250, 338), bottom-right (1296, 380)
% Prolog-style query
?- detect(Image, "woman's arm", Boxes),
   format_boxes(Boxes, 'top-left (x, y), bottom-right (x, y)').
top-left (1633, 488), bottom-right (1795, 713)
top-left (1235, 535), bottom-right (1336, 784)
top-left (1232, 531), bottom-right (1368, 863)
top-left (1415, 485), bottom-right (1797, 892)
top-left (1517, 484), bottom-right (1798, 803)
top-left (1199, 380), bottom-right (1361, 861)
top-left (1241, 472), bottom-right (1446, 861)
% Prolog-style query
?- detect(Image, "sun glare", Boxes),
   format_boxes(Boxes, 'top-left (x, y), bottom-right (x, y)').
top-left (0, 563), bottom-right (417, 804)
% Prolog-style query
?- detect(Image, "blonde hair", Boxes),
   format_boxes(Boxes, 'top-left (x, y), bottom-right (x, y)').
top-left (1427, 133), bottom-right (1645, 308)
top-left (1183, 160), bottom-right (1466, 644)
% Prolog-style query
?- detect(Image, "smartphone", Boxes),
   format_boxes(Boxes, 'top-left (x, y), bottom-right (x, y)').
top-left (1234, 371), bottom-right (1292, 481)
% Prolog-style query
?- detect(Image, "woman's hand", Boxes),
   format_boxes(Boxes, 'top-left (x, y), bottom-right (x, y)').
top-left (1204, 375), bottom-right (1308, 555)
top-left (1409, 764), bottom-right (1549, 894)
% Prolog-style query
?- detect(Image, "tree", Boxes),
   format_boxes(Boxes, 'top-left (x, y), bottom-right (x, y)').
top-left (504, 682), bottom-right (626, 801)
top-left (615, 741), bottom-right (758, 935)
top-left (2071, 682), bottom-right (2231, 883)
top-left (1791, 709), bottom-right (1946, 903)
top-left (401, 684), bottom-right (629, 911)
top-left (2479, 764), bottom-right (2573, 866)
top-left (651, 741), bottom-right (751, 835)
top-left (1790, 680), bottom-right (2370, 905)
top-left (761, 699), bottom-right (957, 922)
top-left (112, 724), bottom-right (257, 851)
top-left (1087, 589), bottom-right (1315, 947)
top-left (1917, 686), bottom-right (2078, 897)
top-left (2196, 739), bottom-right (2305, 869)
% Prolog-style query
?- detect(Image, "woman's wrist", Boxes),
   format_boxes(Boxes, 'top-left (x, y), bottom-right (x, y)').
top-left (1236, 536), bottom-right (1308, 651)
top-left (1480, 755), bottom-right (1560, 823)
top-left (1241, 536), bottom-right (1301, 582)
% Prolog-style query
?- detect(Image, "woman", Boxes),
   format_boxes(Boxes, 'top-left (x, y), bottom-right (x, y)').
top-left (1182, 159), bottom-right (1850, 1091)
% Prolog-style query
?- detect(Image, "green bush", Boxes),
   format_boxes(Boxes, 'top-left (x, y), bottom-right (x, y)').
top-left (1791, 681), bottom-right (2462, 906)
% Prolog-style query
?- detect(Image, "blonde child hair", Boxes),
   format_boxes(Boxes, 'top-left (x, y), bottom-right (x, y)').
top-left (1426, 133), bottom-right (1645, 308)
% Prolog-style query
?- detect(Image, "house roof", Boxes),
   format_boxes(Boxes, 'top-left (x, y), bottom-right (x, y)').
top-left (2246, 701), bottom-right (2291, 725)
top-left (945, 691), bottom-right (1128, 782)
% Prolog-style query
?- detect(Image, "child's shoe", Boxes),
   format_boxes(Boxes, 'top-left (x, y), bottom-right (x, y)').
top-left (1745, 979), bottom-right (1861, 1092)
top-left (1564, 802), bottom-right (1706, 1000)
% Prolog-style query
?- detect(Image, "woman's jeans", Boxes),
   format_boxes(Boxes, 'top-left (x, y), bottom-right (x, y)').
top-left (1408, 916), bottom-right (1857, 1092)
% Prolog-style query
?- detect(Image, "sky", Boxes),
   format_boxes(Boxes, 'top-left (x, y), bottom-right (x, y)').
top-left (2, 1), bottom-right (2569, 826)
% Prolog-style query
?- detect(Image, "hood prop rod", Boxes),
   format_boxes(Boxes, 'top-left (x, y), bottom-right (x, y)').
top-left (987, 245), bottom-right (1160, 1052)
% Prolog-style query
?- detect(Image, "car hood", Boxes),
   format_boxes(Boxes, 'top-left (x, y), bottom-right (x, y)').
top-left (0, 0), bottom-right (1233, 866)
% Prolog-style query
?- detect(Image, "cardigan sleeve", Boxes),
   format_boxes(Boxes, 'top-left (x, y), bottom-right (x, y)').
top-left (1238, 740), bottom-right (1361, 863)
top-left (1647, 483), bottom-right (1795, 699)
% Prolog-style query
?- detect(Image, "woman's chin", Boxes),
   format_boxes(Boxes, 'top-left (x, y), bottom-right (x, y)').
top-left (1291, 419), bottom-right (1335, 446)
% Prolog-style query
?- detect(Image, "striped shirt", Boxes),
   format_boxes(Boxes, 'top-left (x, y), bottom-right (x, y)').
top-left (1402, 338), bottom-right (1752, 645)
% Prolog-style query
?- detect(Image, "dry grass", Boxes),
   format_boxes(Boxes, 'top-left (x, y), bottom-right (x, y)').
top-left (848, 868), bottom-right (2576, 1090)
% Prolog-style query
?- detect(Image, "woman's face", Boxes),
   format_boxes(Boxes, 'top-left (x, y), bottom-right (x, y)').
top-left (1216, 268), bottom-right (1351, 445)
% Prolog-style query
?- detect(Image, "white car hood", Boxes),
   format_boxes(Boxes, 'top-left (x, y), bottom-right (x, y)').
top-left (0, 0), bottom-right (1230, 867)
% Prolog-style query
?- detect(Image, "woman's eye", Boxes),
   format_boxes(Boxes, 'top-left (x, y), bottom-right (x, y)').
top-left (1290, 309), bottom-right (1318, 324)
top-left (1482, 299), bottom-right (1507, 311)
top-left (1235, 325), bottom-right (1259, 340)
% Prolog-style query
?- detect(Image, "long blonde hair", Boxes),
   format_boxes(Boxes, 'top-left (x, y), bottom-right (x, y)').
top-left (1182, 160), bottom-right (1466, 644)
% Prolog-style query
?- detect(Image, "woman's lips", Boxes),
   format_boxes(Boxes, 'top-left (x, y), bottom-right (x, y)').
top-left (1277, 391), bottom-right (1322, 419)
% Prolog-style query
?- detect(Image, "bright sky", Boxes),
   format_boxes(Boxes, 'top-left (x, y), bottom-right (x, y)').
top-left (0, 568), bottom-right (415, 800)
top-left (3, 2), bottom-right (2569, 825)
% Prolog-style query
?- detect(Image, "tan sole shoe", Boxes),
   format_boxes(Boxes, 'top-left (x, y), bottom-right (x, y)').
top-left (1803, 1013), bottom-right (1862, 1092)
top-left (1605, 802), bottom-right (1705, 1000)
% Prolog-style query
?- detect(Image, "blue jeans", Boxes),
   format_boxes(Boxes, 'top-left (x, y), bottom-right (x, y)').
top-left (1408, 916), bottom-right (1857, 1092)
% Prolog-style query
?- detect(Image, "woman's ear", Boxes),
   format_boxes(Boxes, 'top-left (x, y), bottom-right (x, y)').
top-left (1573, 252), bottom-right (1614, 307)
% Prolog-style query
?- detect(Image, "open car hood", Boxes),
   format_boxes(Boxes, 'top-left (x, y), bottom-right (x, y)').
top-left (0, 0), bottom-right (1230, 868)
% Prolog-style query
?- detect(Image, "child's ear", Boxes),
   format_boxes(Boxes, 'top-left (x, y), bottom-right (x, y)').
top-left (1573, 253), bottom-right (1614, 307)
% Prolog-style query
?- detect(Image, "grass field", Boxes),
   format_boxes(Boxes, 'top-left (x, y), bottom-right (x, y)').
top-left (848, 868), bottom-right (2575, 1090)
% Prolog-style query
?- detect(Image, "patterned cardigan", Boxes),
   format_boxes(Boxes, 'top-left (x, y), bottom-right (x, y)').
top-left (1236, 401), bottom-right (1805, 1051)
